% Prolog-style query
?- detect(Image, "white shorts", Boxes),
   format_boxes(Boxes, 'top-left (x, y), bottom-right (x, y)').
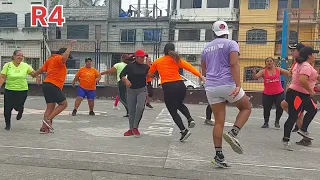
top-left (205, 85), bottom-right (245, 105)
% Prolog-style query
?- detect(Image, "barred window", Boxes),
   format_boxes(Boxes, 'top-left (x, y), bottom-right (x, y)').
top-left (275, 30), bottom-right (298, 44)
top-left (143, 29), bottom-right (161, 42)
top-left (243, 66), bottom-right (264, 82)
top-left (67, 25), bottom-right (89, 39)
top-left (246, 29), bottom-right (267, 44)
top-left (0, 13), bottom-right (17, 27)
top-left (248, 0), bottom-right (269, 9)
top-left (120, 29), bottom-right (136, 43)
top-left (178, 30), bottom-right (200, 41)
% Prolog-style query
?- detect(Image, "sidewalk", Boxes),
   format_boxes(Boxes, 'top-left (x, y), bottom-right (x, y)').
top-left (0, 97), bottom-right (319, 180)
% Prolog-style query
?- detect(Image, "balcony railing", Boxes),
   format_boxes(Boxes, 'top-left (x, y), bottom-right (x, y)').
top-left (277, 8), bottom-right (316, 21)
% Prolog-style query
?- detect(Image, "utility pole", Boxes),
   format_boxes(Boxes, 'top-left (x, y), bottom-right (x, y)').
top-left (296, 0), bottom-right (301, 41)
top-left (286, 0), bottom-right (292, 51)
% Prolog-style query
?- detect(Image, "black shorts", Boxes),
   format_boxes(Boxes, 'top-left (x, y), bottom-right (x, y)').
top-left (42, 82), bottom-right (66, 104)
top-left (147, 82), bottom-right (153, 97)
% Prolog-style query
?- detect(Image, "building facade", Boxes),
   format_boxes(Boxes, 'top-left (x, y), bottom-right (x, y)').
top-left (169, 0), bottom-right (240, 83)
top-left (238, 0), bottom-right (320, 90)
top-left (0, 0), bottom-right (46, 78)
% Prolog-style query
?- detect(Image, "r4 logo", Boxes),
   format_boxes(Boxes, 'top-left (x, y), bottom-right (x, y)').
top-left (31, 5), bottom-right (65, 27)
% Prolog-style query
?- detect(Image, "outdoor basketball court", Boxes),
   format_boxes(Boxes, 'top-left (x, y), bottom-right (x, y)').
top-left (0, 96), bottom-right (319, 180)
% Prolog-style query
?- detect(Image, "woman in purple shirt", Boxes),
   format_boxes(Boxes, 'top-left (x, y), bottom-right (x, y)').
top-left (201, 21), bottom-right (252, 168)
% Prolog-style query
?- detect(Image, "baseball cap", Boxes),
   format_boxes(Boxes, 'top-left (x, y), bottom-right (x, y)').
top-left (85, 57), bottom-right (92, 62)
top-left (212, 21), bottom-right (229, 37)
top-left (299, 46), bottom-right (319, 59)
top-left (135, 49), bottom-right (147, 57)
top-left (288, 43), bottom-right (305, 51)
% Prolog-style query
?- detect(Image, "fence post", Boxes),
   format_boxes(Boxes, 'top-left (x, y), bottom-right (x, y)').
top-left (281, 10), bottom-right (288, 88)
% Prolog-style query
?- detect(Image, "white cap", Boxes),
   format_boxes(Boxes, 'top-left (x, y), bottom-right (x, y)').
top-left (212, 21), bottom-right (229, 36)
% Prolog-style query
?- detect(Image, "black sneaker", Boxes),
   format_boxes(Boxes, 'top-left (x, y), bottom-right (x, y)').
top-left (180, 129), bottom-right (191, 142)
top-left (274, 122), bottom-right (280, 129)
top-left (72, 109), bottom-right (77, 116)
top-left (89, 111), bottom-right (95, 116)
top-left (146, 103), bottom-right (153, 108)
top-left (261, 123), bottom-right (269, 128)
top-left (123, 114), bottom-right (129, 117)
top-left (188, 118), bottom-right (195, 128)
top-left (212, 155), bottom-right (230, 168)
top-left (5, 124), bottom-right (11, 131)
top-left (296, 138), bottom-right (312, 146)
top-left (16, 108), bottom-right (23, 120)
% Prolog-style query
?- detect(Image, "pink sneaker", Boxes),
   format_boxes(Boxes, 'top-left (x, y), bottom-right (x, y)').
top-left (124, 130), bottom-right (134, 136)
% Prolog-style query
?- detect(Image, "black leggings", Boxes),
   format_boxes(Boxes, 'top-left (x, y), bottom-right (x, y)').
top-left (4, 89), bottom-right (28, 126)
top-left (262, 92), bottom-right (284, 124)
top-left (283, 89), bottom-right (317, 140)
top-left (162, 80), bottom-right (191, 131)
top-left (117, 81), bottom-right (128, 115)
top-left (206, 105), bottom-right (212, 120)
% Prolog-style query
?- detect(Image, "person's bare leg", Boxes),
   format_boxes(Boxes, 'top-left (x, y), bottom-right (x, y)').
top-left (281, 100), bottom-right (288, 112)
top-left (47, 100), bottom-right (68, 120)
top-left (233, 95), bottom-right (251, 129)
top-left (74, 97), bottom-right (83, 110)
top-left (88, 99), bottom-right (94, 112)
top-left (223, 95), bottom-right (251, 155)
top-left (41, 103), bottom-right (55, 132)
top-left (211, 102), bottom-right (226, 149)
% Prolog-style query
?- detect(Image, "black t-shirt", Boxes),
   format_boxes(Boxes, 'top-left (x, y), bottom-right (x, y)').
top-left (119, 62), bottom-right (150, 89)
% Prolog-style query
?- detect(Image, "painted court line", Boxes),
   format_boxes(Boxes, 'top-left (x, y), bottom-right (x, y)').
top-left (0, 145), bottom-right (319, 172)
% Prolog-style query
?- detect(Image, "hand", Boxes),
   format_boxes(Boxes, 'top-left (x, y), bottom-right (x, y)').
top-left (72, 83), bottom-right (76, 88)
top-left (199, 75), bottom-right (206, 83)
top-left (252, 67), bottom-right (256, 74)
top-left (95, 78), bottom-right (100, 84)
top-left (36, 76), bottom-right (41, 85)
top-left (124, 79), bottom-right (132, 87)
top-left (230, 86), bottom-right (241, 99)
top-left (70, 40), bottom-right (77, 45)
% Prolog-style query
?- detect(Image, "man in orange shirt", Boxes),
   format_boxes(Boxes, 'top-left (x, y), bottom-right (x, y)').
top-left (71, 57), bottom-right (101, 116)
top-left (33, 40), bottom-right (76, 133)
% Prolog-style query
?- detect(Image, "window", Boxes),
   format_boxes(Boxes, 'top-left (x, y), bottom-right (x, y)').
top-left (207, 0), bottom-right (230, 8)
top-left (67, 25), bottom-right (89, 39)
top-left (31, 2), bottom-right (42, 4)
top-left (66, 60), bottom-right (80, 69)
top-left (120, 29), bottom-right (136, 43)
top-left (143, 29), bottom-right (161, 42)
top-left (232, 30), bottom-right (239, 41)
top-left (56, 27), bottom-right (61, 39)
top-left (234, 0), bottom-right (240, 8)
top-left (95, 25), bottom-right (101, 40)
top-left (243, 66), bottom-right (264, 82)
top-left (180, 0), bottom-right (202, 9)
top-left (246, 29), bottom-right (267, 44)
top-left (25, 13), bottom-right (41, 27)
top-left (0, 13), bottom-right (17, 27)
top-left (169, 29), bottom-right (175, 41)
top-left (275, 30), bottom-right (298, 44)
top-left (24, 58), bottom-right (40, 70)
top-left (178, 30), bottom-right (200, 41)
top-left (278, 0), bottom-right (299, 9)
top-left (111, 53), bottom-right (121, 66)
top-left (248, 0), bottom-right (269, 9)
top-left (205, 29), bottom-right (213, 41)
top-left (181, 54), bottom-right (197, 62)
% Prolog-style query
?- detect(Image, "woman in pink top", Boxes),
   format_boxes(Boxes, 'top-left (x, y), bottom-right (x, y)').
top-left (282, 46), bottom-right (319, 151)
top-left (253, 57), bottom-right (291, 129)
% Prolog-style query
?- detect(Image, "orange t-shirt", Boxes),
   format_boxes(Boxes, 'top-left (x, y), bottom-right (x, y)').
top-left (148, 55), bottom-right (201, 84)
top-left (75, 67), bottom-right (99, 90)
top-left (41, 54), bottom-right (67, 90)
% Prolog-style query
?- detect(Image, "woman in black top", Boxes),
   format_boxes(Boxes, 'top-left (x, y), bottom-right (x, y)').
top-left (120, 49), bottom-right (150, 137)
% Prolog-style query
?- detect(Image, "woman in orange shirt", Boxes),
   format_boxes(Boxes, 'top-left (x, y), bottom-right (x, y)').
top-left (33, 40), bottom-right (76, 133)
top-left (148, 43), bottom-right (205, 142)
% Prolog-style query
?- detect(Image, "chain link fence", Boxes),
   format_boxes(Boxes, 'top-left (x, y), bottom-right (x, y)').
top-left (1, 39), bottom-right (319, 91)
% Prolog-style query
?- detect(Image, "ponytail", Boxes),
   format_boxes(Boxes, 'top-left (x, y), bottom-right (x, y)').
top-left (168, 50), bottom-right (181, 63)
top-left (296, 57), bottom-right (306, 64)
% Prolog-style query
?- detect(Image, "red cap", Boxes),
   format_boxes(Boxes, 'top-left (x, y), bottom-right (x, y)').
top-left (135, 49), bottom-right (147, 57)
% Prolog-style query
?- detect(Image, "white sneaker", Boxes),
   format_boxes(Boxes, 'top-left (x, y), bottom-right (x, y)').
top-left (282, 140), bottom-right (293, 151)
top-left (113, 106), bottom-right (120, 110)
